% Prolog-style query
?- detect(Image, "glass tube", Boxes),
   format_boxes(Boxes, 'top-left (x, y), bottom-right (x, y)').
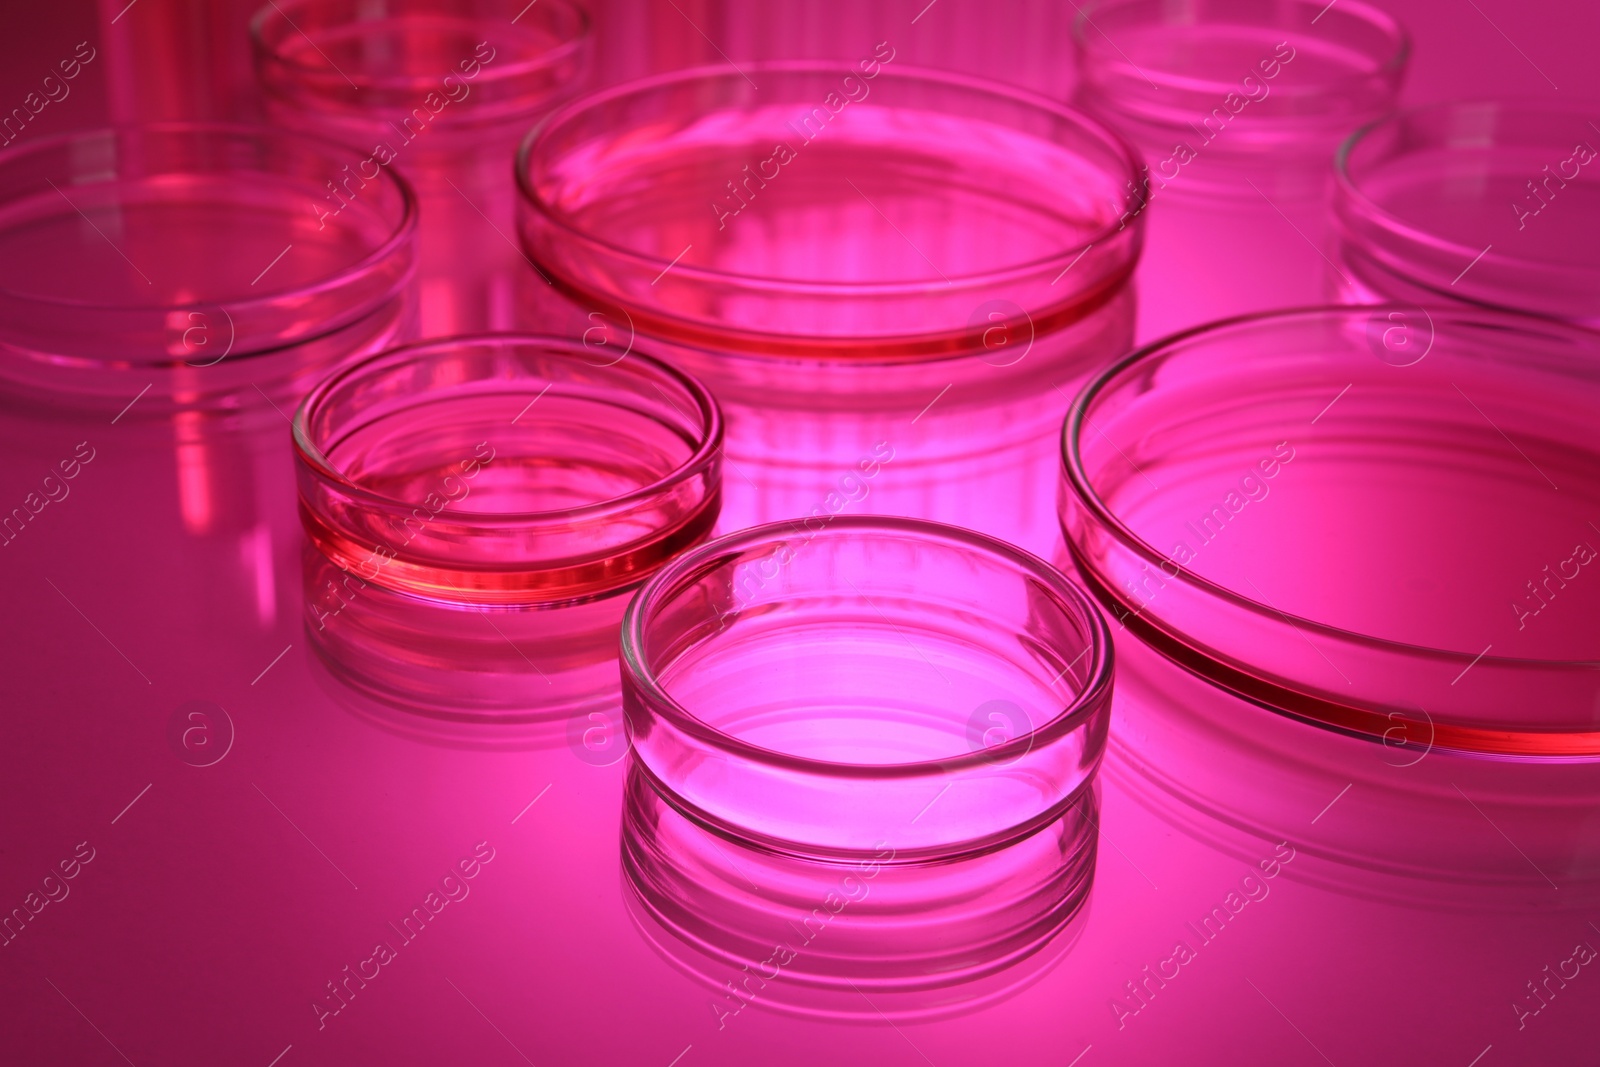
top-left (293, 333), bottom-right (722, 719)
top-left (517, 62), bottom-right (1142, 556)
top-left (1333, 99), bottom-right (1600, 326)
top-left (1058, 305), bottom-right (1600, 894)
top-left (252, 0), bottom-right (592, 337)
top-left (1072, 0), bottom-right (1408, 341)
top-left (619, 516), bottom-right (1110, 1001)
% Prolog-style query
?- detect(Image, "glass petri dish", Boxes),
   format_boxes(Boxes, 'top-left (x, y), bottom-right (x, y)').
top-left (1333, 100), bottom-right (1600, 325)
top-left (517, 62), bottom-right (1137, 355)
top-left (1059, 305), bottom-right (1600, 896)
top-left (293, 333), bottom-right (721, 714)
top-left (1073, 0), bottom-right (1408, 197)
top-left (1071, 0), bottom-right (1407, 340)
top-left (1059, 305), bottom-right (1600, 759)
top-left (517, 63), bottom-right (1142, 550)
top-left (252, 0), bottom-right (592, 337)
top-left (0, 123), bottom-right (416, 413)
top-left (251, 0), bottom-right (590, 136)
top-left (619, 516), bottom-right (1110, 1002)
top-left (620, 515), bottom-right (1112, 858)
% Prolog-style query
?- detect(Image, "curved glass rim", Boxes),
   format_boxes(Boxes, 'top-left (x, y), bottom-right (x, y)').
top-left (1334, 97), bottom-right (1600, 275)
top-left (620, 515), bottom-right (1115, 780)
top-left (0, 121), bottom-right (418, 315)
top-left (292, 332), bottom-right (724, 527)
top-left (515, 61), bottom-right (1142, 299)
top-left (1060, 303), bottom-right (1600, 677)
top-left (249, 0), bottom-right (592, 93)
top-left (1071, 0), bottom-right (1411, 98)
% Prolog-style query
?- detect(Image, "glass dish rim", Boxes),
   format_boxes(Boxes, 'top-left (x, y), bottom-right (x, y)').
top-left (619, 514), bottom-right (1115, 780)
top-left (514, 60), bottom-right (1142, 299)
top-left (1333, 97), bottom-right (1600, 276)
top-left (0, 120), bottom-right (418, 315)
top-left (292, 331), bottom-right (724, 528)
top-left (1070, 0), bottom-right (1411, 99)
top-left (249, 0), bottom-right (593, 95)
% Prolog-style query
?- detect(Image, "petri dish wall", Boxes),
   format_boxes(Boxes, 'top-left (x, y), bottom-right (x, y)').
top-left (293, 334), bottom-right (721, 721)
top-left (252, 0), bottom-right (592, 337)
top-left (1333, 99), bottom-right (1600, 326)
top-left (1058, 305), bottom-right (1600, 896)
top-left (1073, 0), bottom-right (1408, 341)
top-left (620, 516), bottom-right (1111, 1006)
top-left (517, 62), bottom-right (1143, 556)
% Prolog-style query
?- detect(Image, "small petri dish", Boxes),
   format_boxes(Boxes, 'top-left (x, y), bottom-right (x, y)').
top-left (252, 0), bottom-right (591, 141)
top-left (1073, 0), bottom-right (1408, 196)
top-left (0, 123), bottom-right (416, 412)
top-left (1334, 100), bottom-right (1600, 325)
top-left (620, 516), bottom-right (1113, 860)
top-left (294, 334), bottom-right (722, 713)
top-left (1059, 305), bottom-right (1600, 759)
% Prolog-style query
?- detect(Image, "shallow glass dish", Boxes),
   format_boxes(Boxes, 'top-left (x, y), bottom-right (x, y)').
top-left (1334, 99), bottom-right (1600, 324)
top-left (293, 333), bottom-right (721, 714)
top-left (621, 515), bottom-right (1112, 857)
top-left (1060, 305), bottom-right (1600, 758)
top-left (516, 63), bottom-right (1142, 549)
top-left (0, 123), bottom-right (416, 412)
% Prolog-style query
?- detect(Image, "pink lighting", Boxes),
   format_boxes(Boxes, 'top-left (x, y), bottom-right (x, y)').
top-left (4, 0), bottom-right (1600, 1064)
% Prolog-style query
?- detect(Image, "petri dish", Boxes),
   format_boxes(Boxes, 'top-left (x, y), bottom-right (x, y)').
top-left (0, 123), bottom-right (416, 413)
top-left (293, 333), bottom-right (721, 714)
top-left (619, 515), bottom-right (1110, 1002)
top-left (252, 0), bottom-right (592, 336)
top-left (1071, 0), bottom-right (1408, 339)
top-left (516, 62), bottom-right (1142, 549)
top-left (620, 515), bottom-right (1112, 858)
top-left (1334, 99), bottom-right (1600, 325)
top-left (1058, 304), bottom-right (1600, 894)
top-left (1073, 0), bottom-right (1408, 195)
top-left (1059, 305), bottom-right (1600, 759)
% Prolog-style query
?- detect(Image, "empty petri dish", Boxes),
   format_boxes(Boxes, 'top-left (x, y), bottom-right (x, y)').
top-left (1333, 99), bottom-right (1600, 325)
top-left (0, 123), bottom-right (416, 414)
top-left (619, 516), bottom-right (1109, 1000)
top-left (1074, 0), bottom-right (1408, 194)
top-left (293, 333), bottom-right (721, 715)
top-left (253, 0), bottom-right (592, 336)
top-left (517, 63), bottom-right (1142, 552)
top-left (1072, 0), bottom-right (1408, 338)
top-left (621, 515), bottom-right (1111, 856)
top-left (1058, 305), bottom-right (1600, 891)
